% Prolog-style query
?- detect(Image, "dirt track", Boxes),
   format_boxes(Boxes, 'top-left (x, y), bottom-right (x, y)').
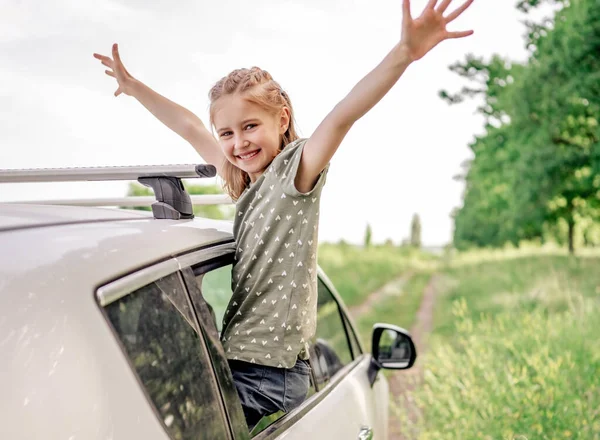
top-left (386, 274), bottom-right (440, 439)
top-left (349, 273), bottom-right (440, 440)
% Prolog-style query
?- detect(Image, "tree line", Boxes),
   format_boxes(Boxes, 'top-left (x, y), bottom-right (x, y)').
top-left (447, 0), bottom-right (600, 253)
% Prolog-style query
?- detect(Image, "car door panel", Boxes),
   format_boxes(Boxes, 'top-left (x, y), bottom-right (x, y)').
top-left (271, 357), bottom-right (387, 439)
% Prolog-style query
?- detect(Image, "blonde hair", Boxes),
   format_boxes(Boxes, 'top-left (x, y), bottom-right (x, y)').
top-left (209, 67), bottom-right (299, 201)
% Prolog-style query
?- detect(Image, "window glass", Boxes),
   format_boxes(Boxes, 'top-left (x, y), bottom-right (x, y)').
top-left (198, 264), bottom-right (233, 332)
top-left (180, 265), bottom-right (249, 438)
top-left (104, 273), bottom-right (229, 440)
top-left (313, 278), bottom-right (353, 381)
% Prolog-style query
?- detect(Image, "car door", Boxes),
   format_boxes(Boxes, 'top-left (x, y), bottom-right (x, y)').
top-left (97, 260), bottom-right (236, 440)
top-left (169, 240), bottom-right (390, 440)
top-left (181, 248), bottom-right (390, 439)
top-left (175, 243), bottom-right (325, 438)
top-left (269, 269), bottom-right (389, 440)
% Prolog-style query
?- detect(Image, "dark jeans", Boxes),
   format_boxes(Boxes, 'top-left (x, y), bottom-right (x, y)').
top-left (228, 358), bottom-right (311, 430)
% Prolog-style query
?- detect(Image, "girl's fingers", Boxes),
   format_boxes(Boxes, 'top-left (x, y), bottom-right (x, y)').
top-left (424, 0), bottom-right (438, 10)
top-left (93, 53), bottom-right (114, 69)
top-left (114, 87), bottom-right (122, 97)
top-left (93, 53), bottom-right (110, 61)
top-left (402, 0), bottom-right (412, 25)
top-left (105, 70), bottom-right (115, 78)
top-left (112, 43), bottom-right (123, 65)
top-left (436, 0), bottom-right (452, 13)
top-left (445, 0), bottom-right (475, 23)
top-left (447, 29), bottom-right (474, 39)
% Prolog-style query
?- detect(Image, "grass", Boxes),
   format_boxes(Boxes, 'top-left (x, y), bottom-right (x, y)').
top-left (355, 271), bottom-right (432, 350)
top-left (317, 242), bottom-right (438, 307)
top-left (399, 253), bottom-right (600, 439)
top-left (434, 254), bottom-right (600, 337)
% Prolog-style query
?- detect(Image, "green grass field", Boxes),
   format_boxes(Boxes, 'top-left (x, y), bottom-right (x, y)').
top-left (355, 272), bottom-right (432, 350)
top-left (402, 252), bottom-right (600, 440)
top-left (317, 243), bottom-right (437, 307)
top-left (320, 243), bottom-right (600, 439)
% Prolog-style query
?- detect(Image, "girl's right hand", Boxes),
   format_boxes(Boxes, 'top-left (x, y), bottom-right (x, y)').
top-left (93, 44), bottom-right (135, 97)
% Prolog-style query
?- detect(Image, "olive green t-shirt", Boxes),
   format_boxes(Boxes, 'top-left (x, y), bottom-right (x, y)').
top-left (221, 139), bottom-right (328, 368)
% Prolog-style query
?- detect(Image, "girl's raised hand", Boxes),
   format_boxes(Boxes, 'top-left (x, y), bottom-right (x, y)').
top-left (400, 0), bottom-right (475, 61)
top-left (93, 43), bottom-right (135, 97)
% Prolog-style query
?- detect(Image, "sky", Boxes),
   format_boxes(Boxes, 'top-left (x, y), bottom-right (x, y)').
top-left (0, 0), bottom-right (542, 246)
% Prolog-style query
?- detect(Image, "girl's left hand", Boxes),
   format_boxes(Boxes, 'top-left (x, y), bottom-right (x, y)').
top-left (400, 0), bottom-right (475, 61)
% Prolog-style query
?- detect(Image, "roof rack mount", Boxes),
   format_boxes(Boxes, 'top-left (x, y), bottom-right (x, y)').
top-left (0, 164), bottom-right (225, 220)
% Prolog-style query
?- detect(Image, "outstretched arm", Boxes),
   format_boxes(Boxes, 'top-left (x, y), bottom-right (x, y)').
top-left (296, 0), bottom-right (475, 193)
top-left (93, 44), bottom-right (225, 175)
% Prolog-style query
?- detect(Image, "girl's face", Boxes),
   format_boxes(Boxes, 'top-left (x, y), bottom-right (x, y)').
top-left (213, 94), bottom-right (290, 183)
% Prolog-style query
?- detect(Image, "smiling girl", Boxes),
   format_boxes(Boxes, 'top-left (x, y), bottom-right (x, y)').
top-left (94, 0), bottom-right (475, 430)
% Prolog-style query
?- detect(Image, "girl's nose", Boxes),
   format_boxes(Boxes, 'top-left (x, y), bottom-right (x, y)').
top-left (237, 138), bottom-right (250, 149)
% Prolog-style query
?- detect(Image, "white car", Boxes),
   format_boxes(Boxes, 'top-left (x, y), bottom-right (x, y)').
top-left (0, 165), bottom-right (416, 440)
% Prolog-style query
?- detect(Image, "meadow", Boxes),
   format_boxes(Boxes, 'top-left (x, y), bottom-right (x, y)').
top-left (321, 244), bottom-right (600, 439)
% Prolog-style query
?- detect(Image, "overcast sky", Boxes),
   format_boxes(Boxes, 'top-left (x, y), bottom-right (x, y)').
top-left (0, 0), bottom-right (543, 245)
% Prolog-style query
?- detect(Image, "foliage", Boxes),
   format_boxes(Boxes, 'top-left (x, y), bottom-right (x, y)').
top-left (447, 0), bottom-right (600, 253)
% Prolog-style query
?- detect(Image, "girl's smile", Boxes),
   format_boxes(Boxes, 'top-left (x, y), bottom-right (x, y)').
top-left (213, 94), bottom-right (289, 183)
top-left (237, 149), bottom-right (260, 160)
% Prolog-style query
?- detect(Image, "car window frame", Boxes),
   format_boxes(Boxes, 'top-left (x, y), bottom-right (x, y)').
top-left (99, 241), bottom-right (368, 440)
top-left (172, 245), bottom-right (369, 439)
top-left (95, 252), bottom-right (237, 440)
top-left (316, 268), bottom-right (365, 359)
top-left (175, 241), bottom-right (250, 440)
top-left (178, 242), bottom-right (341, 437)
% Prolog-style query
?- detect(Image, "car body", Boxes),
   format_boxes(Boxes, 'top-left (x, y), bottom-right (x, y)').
top-left (0, 201), bottom-right (415, 440)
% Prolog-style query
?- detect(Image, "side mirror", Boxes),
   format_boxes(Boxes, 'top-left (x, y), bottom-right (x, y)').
top-left (368, 323), bottom-right (417, 387)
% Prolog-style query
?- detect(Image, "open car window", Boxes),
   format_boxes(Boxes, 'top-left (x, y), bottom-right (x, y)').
top-left (102, 272), bottom-right (230, 440)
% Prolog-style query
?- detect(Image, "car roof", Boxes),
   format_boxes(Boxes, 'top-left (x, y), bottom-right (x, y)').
top-left (0, 203), bottom-right (152, 232)
top-left (0, 203), bottom-right (235, 306)
top-left (0, 203), bottom-right (234, 279)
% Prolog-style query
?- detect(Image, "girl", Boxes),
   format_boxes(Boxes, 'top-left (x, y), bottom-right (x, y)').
top-left (94, 0), bottom-right (474, 430)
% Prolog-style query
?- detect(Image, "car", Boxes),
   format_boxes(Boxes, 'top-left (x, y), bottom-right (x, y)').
top-left (0, 164), bottom-right (417, 440)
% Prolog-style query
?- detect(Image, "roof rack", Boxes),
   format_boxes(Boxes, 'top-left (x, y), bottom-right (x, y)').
top-left (0, 164), bottom-right (232, 220)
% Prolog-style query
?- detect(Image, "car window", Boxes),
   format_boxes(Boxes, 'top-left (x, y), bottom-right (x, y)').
top-left (179, 262), bottom-right (249, 439)
top-left (188, 259), bottom-right (316, 436)
top-left (103, 272), bottom-right (230, 440)
top-left (198, 264), bottom-right (233, 332)
top-left (312, 278), bottom-right (354, 384)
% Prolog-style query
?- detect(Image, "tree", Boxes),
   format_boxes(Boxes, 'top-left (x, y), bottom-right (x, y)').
top-left (364, 223), bottom-right (372, 248)
top-left (410, 214), bottom-right (422, 248)
top-left (445, 0), bottom-right (600, 254)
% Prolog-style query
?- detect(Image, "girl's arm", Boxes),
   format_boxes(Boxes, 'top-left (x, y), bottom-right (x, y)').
top-left (296, 0), bottom-right (474, 193)
top-left (93, 44), bottom-right (225, 175)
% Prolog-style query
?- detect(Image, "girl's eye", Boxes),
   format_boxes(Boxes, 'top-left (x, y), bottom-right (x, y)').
top-left (244, 124), bottom-right (256, 130)
top-left (220, 131), bottom-right (232, 137)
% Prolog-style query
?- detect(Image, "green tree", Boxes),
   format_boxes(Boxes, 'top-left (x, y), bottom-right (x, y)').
top-left (410, 214), bottom-right (422, 248)
top-left (445, 0), bottom-right (600, 254)
top-left (508, 0), bottom-right (600, 253)
top-left (364, 223), bottom-right (372, 248)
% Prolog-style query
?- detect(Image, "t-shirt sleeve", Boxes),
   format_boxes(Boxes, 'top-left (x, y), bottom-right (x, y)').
top-left (276, 138), bottom-right (329, 197)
